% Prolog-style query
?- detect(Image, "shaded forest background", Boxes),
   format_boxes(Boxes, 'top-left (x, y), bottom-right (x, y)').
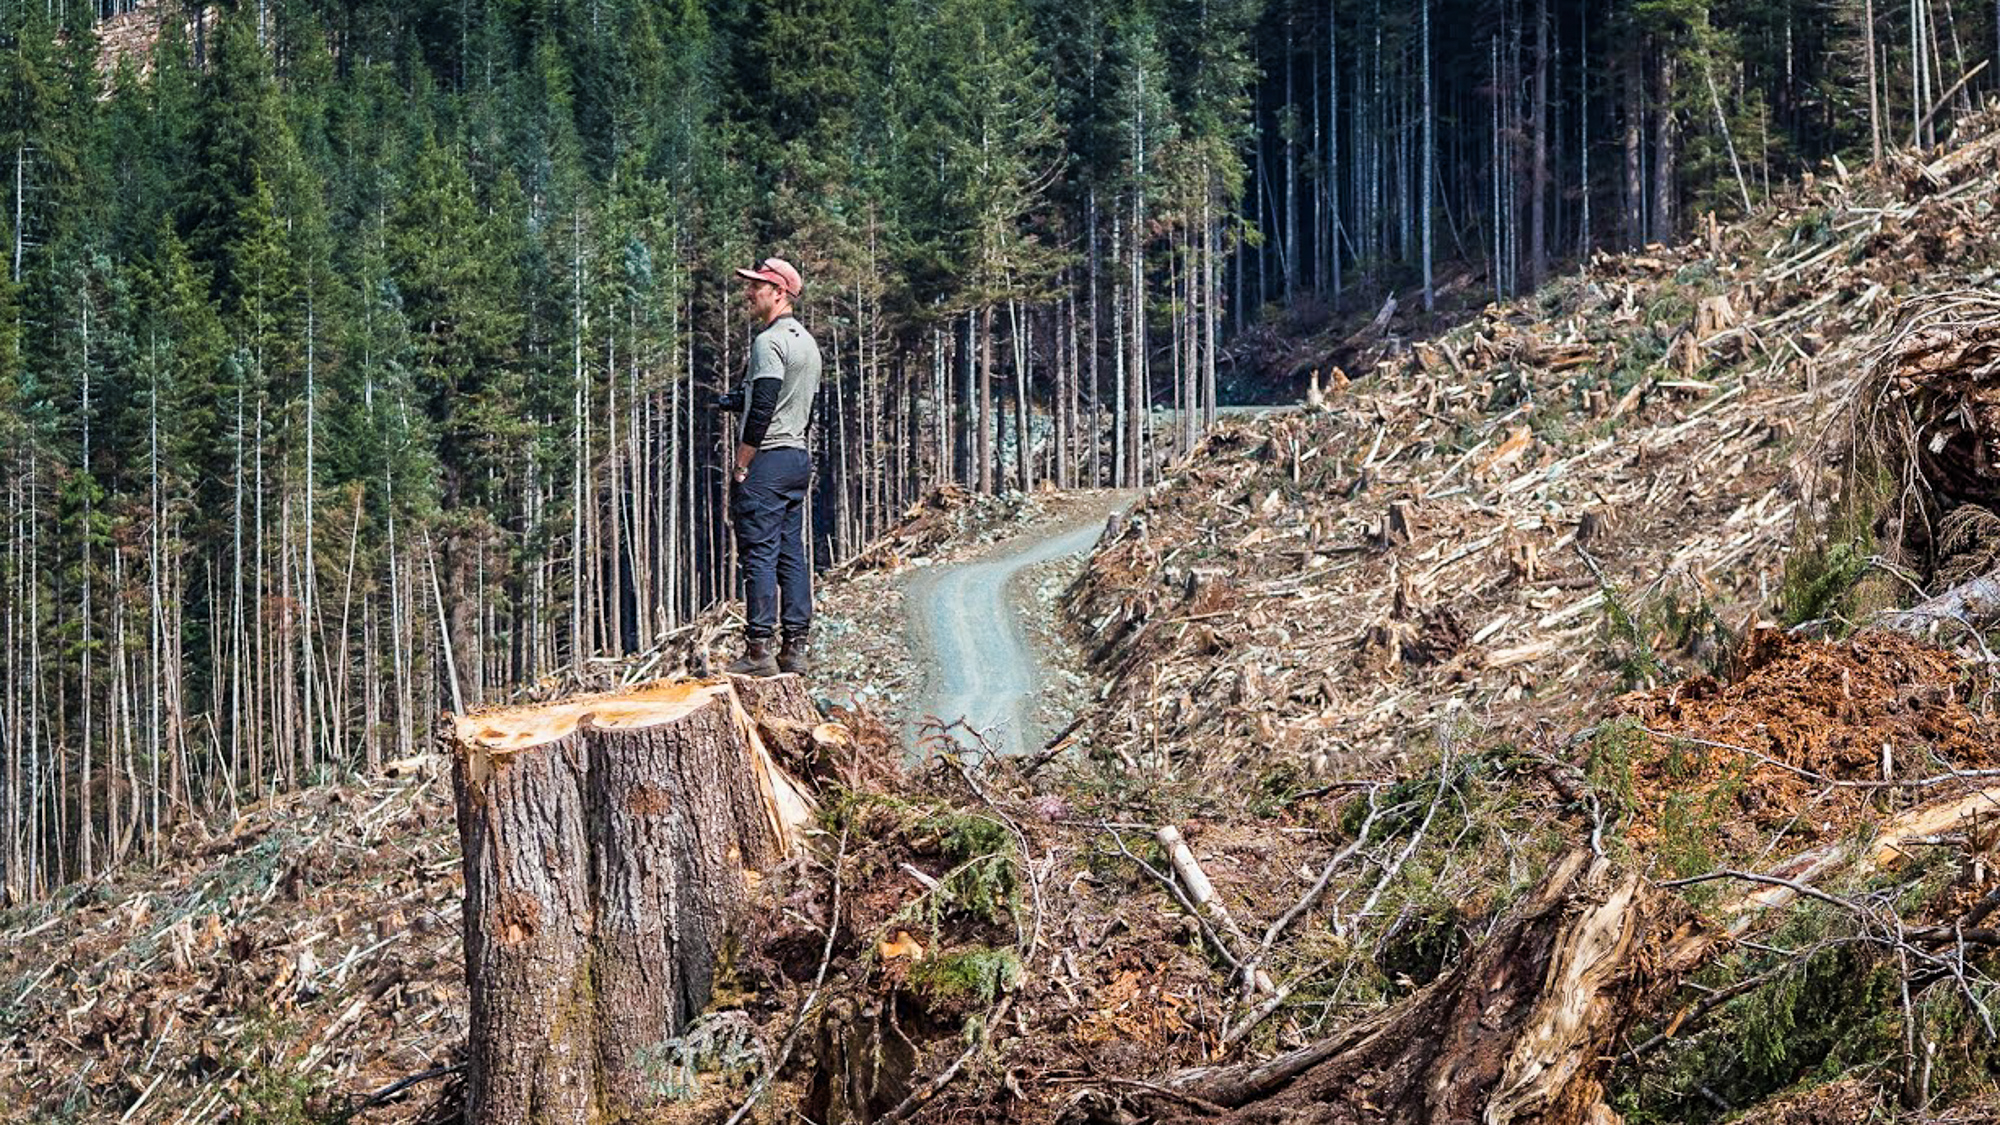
top-left (0, 0), bottom-right (1989, 900)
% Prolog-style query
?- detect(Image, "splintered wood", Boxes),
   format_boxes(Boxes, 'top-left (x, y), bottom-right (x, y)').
top-left (453, 676), bottom-right (819, 1125)
top-left (0, 768), bottom-right (471, 1123)
top-left (1861, 293), bottom-right (2000, 590)
top-left (1063, 851), bottom-right (1696, 1125)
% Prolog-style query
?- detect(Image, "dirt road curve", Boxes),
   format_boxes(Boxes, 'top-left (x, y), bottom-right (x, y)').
top-left (906, 500), bottom-right (1127, 756)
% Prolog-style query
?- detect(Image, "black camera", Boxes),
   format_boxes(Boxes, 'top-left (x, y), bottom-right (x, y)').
top-left (713, 387), bottom-right (747, 412)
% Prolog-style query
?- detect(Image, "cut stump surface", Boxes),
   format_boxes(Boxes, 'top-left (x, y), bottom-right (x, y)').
top-left (451, 675), bottom-right (817, 1125)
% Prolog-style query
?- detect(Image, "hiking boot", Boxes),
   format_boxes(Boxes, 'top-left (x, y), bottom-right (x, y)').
top-left (778, 635), bottom-right (811, 676)
top-left (726, 637), bottom-right (780, 677)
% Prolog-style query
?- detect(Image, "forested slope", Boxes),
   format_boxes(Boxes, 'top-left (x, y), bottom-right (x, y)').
top-left (4, 0), bottom-right (1993, 904)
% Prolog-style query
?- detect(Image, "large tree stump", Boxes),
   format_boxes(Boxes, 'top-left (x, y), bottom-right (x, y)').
top-left (451, 676), bottom-right (817, 1124)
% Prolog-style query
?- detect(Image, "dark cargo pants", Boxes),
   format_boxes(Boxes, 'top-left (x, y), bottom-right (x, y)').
top-left (733, 447), bottom-right (812, 641)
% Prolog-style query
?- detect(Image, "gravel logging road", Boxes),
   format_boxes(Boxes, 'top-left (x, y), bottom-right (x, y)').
top-left (905, 498), bottom-right (1129, 756)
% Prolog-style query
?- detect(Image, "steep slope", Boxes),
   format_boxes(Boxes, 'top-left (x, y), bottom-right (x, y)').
top-left (0, 768), bottom-right (466, 1122)
top-left (1036, 108), bottom-right (2000, 1123)
top-left (1066, 108), bottom-right (2000, 779)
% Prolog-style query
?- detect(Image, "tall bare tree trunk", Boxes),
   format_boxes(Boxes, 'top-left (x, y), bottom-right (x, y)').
top-left (1284, 21), bottom-right (1299, 304)
top-left (1328, 2), bottom-right (1342, 304)
top-left (1580, 0), bottom-right (1592, 255)
top-left (978, 306), bottom-right (994, 494)
top-left (1529, 0), bottom-right (1549, 288)
top-left (1422, 0), bottom-right (1434, 310)
top-left (1010, 298), bottom-right (1031, 494)
top-left (1624, 46), bottom-right (1645, 246)
top-left (1126, 65), bottom-right (1148, 489)
top-left (1651, 51), bottom-right (1676, 243)
top-left (1866, 0), bottom-right (1884, 164)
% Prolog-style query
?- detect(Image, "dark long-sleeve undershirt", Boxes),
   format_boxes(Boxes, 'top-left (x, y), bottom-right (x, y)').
top-left (738, 378), bottom-right (782, 449)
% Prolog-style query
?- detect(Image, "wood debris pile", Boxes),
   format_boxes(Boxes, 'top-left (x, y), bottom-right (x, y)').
top-left (1065, 105), bottom-right (2000, 782)
top-left (833, 485), bottom-right (992, 574)
top-left (1018, 107), bottom-right (2000, 1125)
top-left (0, 769), bottom-right (465, 1123)
top-left (1861, 292), bottom-right (2000, 577)
top-left (1618, 628), bottom-right (2000, 846)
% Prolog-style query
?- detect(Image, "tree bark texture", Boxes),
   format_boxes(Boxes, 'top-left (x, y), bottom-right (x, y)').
top-left (1623, 48), bottom-right (1644, 247)
top-left (453, 676), bottom-right (817, 1124)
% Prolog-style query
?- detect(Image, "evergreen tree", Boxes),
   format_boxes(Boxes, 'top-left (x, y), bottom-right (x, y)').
top-left (387, 134), bottom-right (525, 511)
top-left (182, 9), bottom-right (292, 295)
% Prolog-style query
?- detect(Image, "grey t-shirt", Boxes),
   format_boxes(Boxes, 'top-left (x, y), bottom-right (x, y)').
top-left (745, 315), bottom-right (820, 451)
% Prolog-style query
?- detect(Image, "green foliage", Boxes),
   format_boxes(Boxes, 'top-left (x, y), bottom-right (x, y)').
top-left (1650, 783), bottom-right (1731, 882)
top-left (1779, 538), bottom-right (1871, 628)
top-left (910, 944), bottom-right (1024, 1006)
top-left (181, 9), bottom-right (293, 294)
top-left (1605, 331), bottom-right (1669, 399)
top-left (633, 1011), bottom-right (768, 1102)
top-left (1644, 291), bottom-right (1694, 331)
top-left (1597, 581), bottom-right (1666, 691)
top-left (1782, 207), bottom-right (1831, 246)
top-left (1247, 760), bottom-right (1308, 818)
top-left (916, 810), bottom-right (1022, 927)
top-left (222, 1012), bottom-right (343, 1125)
top-left (1613, 907), bottom-right (1906, 1122)
top-left (825, 795), bottom-right (1024, 928)
top-left (1374, 894), bottom-right (1465, 994)
top-left (1779, 463), bottom-right (1894, 629)
top-left (1584, 716), bottom-right (1644, 817)
top-left (1649, 591), bottom-right (1734, 677)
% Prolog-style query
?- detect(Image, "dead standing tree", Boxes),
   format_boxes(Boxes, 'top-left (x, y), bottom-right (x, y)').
top-left (450, 677), bottom-right (819, 1124)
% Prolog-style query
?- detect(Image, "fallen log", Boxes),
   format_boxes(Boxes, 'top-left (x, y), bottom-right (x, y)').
top-left (451, 676), bottom-right (817, 1125)
top-left (1063, 849), bottom-right (1700, 1125)
top-left (1064, 781), bottom-right (2000, 1125)
top-left (1918, 113), bottom-right (2000, 188)
top-left (1876, 565), bottom-right (2000, 635)
top-left (1157, 825), bottom-right (1275, 996)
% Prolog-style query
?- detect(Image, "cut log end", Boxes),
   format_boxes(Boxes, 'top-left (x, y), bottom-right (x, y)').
top-left (454, 677), bottom-right (737, 752)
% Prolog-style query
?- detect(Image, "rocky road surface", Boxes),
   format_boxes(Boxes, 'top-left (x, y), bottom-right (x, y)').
top-left (905, 496), bottom-right (1130, 755)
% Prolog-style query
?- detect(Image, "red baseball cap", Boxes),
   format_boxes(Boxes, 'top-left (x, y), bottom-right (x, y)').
top-left (735, 256), bottom-right (802, 298)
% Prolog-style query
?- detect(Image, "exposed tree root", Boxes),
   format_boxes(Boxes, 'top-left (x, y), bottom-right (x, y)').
top-left (1061, 849), bottom-right (1703, 1125)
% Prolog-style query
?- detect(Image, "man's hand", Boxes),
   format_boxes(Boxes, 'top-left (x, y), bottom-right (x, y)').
top-left (734, 442), bottom-right (757, 483)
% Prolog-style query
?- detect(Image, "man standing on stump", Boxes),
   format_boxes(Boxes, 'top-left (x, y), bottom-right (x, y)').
top-left (728, 256), bottom-right (821, 677)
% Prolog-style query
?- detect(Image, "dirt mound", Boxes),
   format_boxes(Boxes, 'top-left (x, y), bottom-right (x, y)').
top-left (1618, 629), bottom-right (2000, 842)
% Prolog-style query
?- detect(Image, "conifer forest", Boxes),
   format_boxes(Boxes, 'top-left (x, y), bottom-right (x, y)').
top-left (0, 0), bottom-right (1992, 903)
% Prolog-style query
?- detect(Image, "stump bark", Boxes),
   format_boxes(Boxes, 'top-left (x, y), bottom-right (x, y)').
top-left (451, 676), bottom-right (817, 1125)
